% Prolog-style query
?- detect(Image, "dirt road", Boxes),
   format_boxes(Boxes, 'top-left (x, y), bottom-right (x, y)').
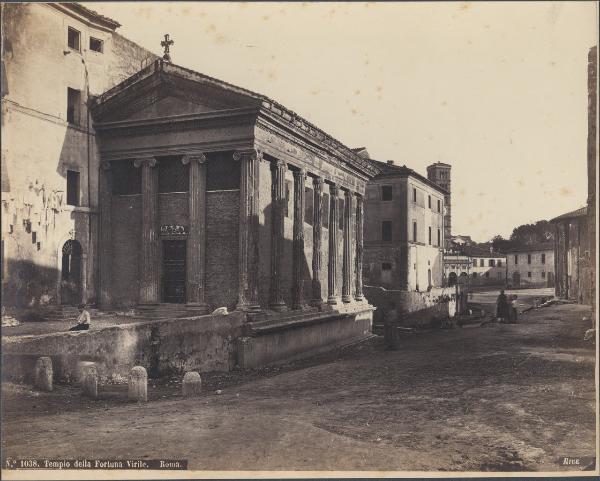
top-left (2, 302), bottom-right (596, 473)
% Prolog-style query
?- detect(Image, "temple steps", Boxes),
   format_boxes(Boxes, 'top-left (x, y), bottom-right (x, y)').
top-left (42, 306), bottom-right (99, 321)
top-left (134, 304), bottom-right (208, 319)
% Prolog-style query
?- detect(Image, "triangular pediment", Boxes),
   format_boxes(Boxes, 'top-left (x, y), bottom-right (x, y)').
top-left (123, 93), bottom-right (230, 121)
top-left (92, 61), bottom-right (261, 122)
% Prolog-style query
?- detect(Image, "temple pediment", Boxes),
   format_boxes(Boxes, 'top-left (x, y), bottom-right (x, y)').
top-left (91, 60), bottom-right (260, 122)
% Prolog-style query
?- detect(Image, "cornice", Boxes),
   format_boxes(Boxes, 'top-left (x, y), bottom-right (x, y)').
top-left (93, 107), bottom-right (260, 137)
top-left (257, 107), bottom-right (379, 179)
top-left (92, 59), bottom-right (380, 179)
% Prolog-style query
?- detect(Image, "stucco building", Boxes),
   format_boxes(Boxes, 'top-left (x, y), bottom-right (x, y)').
top-left (443, 245), bottom-right (506, 288)
top-left (551, 207), bottom-right (592, 303)
top-left (1, 2), bottom-right (156, 308)
top-left (505, 244), bottom-right (555, 289)
top-left (551, 46), bottom-right (597, 308)
top-left (363, 160), bottom-right (446, 292)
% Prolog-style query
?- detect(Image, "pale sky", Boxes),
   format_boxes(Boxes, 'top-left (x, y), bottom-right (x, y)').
top-left (89, 1), bottom-right (598, 242)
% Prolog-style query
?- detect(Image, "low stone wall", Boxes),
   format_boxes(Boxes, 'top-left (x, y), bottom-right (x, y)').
top-left (365, 284), bottom-right (467, 328)
top-left (2, 312), bottom-right (244, 383)
top-left (237, 308), bottom-right (373, 369)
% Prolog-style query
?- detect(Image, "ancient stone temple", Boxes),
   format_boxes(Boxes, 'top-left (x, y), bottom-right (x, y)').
top-left (91, 59), bottom-right (378, 366)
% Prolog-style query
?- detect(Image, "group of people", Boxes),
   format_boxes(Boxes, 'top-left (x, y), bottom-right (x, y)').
top-left (496, 290), bottom-right (518, 323)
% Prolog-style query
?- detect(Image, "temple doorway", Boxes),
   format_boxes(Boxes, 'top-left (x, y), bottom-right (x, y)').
top-left (162, 240), bottom-right (186, 303)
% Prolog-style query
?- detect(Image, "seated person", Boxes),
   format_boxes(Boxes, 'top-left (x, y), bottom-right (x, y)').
top-left (69, 304), bottom-right (91, 331)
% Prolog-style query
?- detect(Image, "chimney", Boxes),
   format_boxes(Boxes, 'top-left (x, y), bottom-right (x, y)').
top-left (386, 160), bottom-right (394, 165)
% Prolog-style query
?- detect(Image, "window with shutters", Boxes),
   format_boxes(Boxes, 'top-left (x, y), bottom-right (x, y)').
top-left (382, 221), bottom-right (392, 241)
top-left (381, 185), bottom-right (392, 201)
top-left (66, 170), bottom-right (80, 206)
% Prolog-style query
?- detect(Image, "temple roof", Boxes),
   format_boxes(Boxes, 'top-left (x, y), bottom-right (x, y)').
top-left (92, 59), bottom-right (380, 178)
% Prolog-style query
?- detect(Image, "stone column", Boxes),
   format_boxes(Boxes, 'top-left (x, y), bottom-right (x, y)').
top-left (134, 156), bottom-right (159, 305)
top-left (234, 149), bottom-right (261, 311)
top-left (342, 189), bottom-right (353, 303)
top-left (182, 153), bottom-right (208, 312)
top-left (355, 194), bottom-right (364, 301)
top-left (270, 159), bottom-right (287, 311)
top-left (327, 183), bottom-right (339, 305)
top-left (292, 168), bottom-right (306, 310)
top-left (98, 161), bottom-right (112, 308)
top-left (311, 177), bottom-right (324, 306)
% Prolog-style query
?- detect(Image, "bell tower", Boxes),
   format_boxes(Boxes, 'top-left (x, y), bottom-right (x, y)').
top-left (427, 162), bottom-right (452, 249)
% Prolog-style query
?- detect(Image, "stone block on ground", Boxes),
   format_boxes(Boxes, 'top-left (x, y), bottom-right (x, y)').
top-left (128, 366), bottom-right (147, 402)
top-left (182, 371), bottom-right (202, 397)
top-left (81, 364), bottom-right (98, 398)
top-left (33, 356), bottom-right (53, 392)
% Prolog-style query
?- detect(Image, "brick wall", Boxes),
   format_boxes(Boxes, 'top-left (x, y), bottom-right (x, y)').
top-left (110, 195), bottom-right (142, 307)
top-left (206, 191), bottom-right (239, 310)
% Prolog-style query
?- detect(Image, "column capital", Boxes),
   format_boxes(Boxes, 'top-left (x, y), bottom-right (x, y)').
top-left (133, 157), bottom-right (157, 169)
top-left (344, 188), bottom-right (352, 199)
top-left (313, 176), bottom-right (324, 191)
top-left (182, 153), bottom-right (206, 165)
top-left (293, 168), bottom-right (307, 178)
top-left (329, 183), bottom-right (339, 196)
top-left (273, 158), bottom-right (287, 170)
top-left (233, 149), bottom-right (261, 162)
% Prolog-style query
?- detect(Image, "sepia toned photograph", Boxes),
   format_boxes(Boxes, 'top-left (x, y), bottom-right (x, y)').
top-left (0, 1), bottom-right (598, 478)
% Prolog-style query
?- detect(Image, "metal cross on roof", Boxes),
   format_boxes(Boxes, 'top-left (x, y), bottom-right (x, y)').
top-left (161, 34), bottom-right (174, 62)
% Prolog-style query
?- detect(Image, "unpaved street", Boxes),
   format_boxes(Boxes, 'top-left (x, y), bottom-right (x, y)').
top-left (2, 302), bottom-right (596, 472)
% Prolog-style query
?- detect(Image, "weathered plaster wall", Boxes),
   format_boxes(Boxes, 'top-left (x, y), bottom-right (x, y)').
top-left (1, 2), bottom-right (155, 307)
top-left (365, 285), bottom-right (466, 328)
top-left (2, 312), bottom-right (244, 382)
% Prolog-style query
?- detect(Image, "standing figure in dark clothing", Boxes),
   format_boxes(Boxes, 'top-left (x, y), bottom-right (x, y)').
top-left (496, 290), bottom-right (509, 321)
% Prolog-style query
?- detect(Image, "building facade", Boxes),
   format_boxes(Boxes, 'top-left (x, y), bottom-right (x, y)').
top-left (505, 245), bottom-right (555, 289)
top-left (551, 207), bottom-right (592, 303)
top-left (587, 46), bottom-right (596, 316)
top-left (1, 2), bottom-right (155, 308)
top-left (443, 249), bottom-right (506, 287)
top-left (363, 160), bottom-right (446, 292)
top-left (91, 59), bottom-right (378, 318)
top-left (426, 162), bottom-right (451, 249)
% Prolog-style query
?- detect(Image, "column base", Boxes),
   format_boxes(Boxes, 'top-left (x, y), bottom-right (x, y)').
top-left (327, 297), bottom-right (338, 305)
top-left (269, 301), bottom-right (288, 312)
top-left (342, 295), bottom-right (352, 303)
top-left (138, 302), bottom-right (160, 308)
top-left (310, 298), bottom-right (323, 308)
top-left (185, 302), bottom-right (209, 314)
top-left (236, 301), bottom-right (262, 313)
top-left (354, 295), bottom-right (364, 302)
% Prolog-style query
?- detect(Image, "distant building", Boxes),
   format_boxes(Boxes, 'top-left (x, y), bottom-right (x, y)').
top-left (505, 244), bottom-right (555, 289)
top-left (443, 245), bottom-right (506, 287)
top-left (449, 234), bottom-right (474, 247)
top-left (363, 160), bottom-right (446, 292)
top-left (442, 253), bottom-right (471, 286)
top-left (551, 206), bottom-right (593, 304)
top-left (427, 162), bottom-right (451, 249)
